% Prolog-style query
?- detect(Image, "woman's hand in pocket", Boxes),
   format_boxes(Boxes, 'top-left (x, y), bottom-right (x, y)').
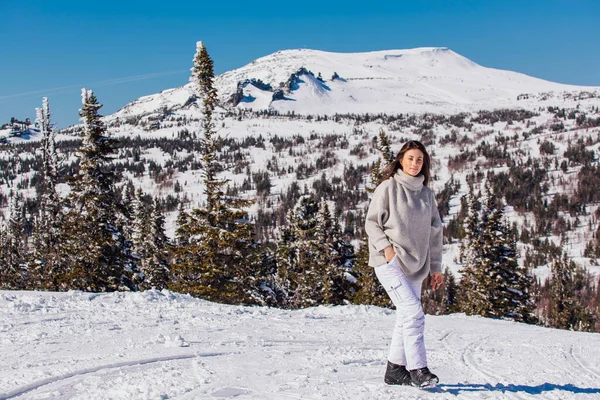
top-left (384, 246), bottom-right (396, 263)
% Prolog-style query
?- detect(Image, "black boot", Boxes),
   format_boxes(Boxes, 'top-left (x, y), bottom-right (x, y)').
top-left (409, 366), bottom-right (439, 388)
top-left (384, 361), bottom-right (411, 385)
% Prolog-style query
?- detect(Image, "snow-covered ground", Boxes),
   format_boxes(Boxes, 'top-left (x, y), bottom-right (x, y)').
top-left (1, 290), bottom-right (599, 400)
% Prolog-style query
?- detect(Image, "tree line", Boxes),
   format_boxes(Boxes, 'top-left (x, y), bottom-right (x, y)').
top-left (1, 42), bottom-right (598, 332)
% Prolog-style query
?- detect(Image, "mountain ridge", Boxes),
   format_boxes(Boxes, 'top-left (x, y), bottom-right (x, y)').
top-left (109, 46), bottom-right (600, 123)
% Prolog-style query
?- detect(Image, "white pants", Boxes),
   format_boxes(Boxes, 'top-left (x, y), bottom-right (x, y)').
top-left (375, 257), bottom-right (427, 370)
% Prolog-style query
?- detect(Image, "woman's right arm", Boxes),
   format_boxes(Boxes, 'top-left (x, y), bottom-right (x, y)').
top-left (365, 183), bottom-right (393, 259)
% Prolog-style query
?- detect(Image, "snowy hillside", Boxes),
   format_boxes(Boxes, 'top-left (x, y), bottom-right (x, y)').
top-left (1, 45), bottom-right (599, 336)
top-left (1, 290), bottom-right (599, 399)
top-left (110, 47), bottom-right (600, 121)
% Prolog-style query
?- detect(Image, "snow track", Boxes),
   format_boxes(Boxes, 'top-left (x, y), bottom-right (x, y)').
top-left (1, 291), bottom-right (599, 399)
top-left (570, 344), bottom-right (600, 381)
top-left (0, 352), bottom-right (236, 400)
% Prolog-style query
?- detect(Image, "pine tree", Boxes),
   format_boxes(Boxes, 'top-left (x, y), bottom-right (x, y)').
top-left (459, 185), bottom-right (535, 322)
top-left (59, 88), bottom-right (135, 292)
top-left (277, 194), bottom-right (321, 308)
top-left (174, 202), bottom-right (190, 245)
top-left (458, 187), bottom-right (490, 314)
top-left (548, 254), bottom-right (595, 331)
top-left (30, 97), bottom-right (65, 290)
top-left (130, 188), bottom-right (153, 287)
top-left (442, 267), bottom-right (459, 313)
top-left (170, 42), bottom-right (264, 305)
top-left (481, 188), bottom-right (535, 322)
top-left (351, 241), bottom-right (390, 307)
top-left (376, 128), bottom-right (395, 164)
top-left (0, 193), bottom-right (28, 289)
top-left (367, 129), bottom-right (395, 192)
top-left (0, 224), bottom-right (7, 284)
top-left (119, 181), bottom-right (136, 240)
top-left (314, 199), bottom-right (356, 305)
top-left (139, 198), bottom-right (170, 290)
top-left (131, 188), bottom-right (152, 259)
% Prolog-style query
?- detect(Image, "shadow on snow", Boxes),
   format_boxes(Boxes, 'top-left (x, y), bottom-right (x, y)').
top-left (435, 383), bottom-right (600, 396)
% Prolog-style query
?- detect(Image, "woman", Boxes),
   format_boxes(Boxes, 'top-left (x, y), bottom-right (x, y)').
top-left (365, 140), bottom-right (443, 388)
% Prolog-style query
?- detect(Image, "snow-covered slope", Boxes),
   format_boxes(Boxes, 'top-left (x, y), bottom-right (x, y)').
top-left (1, 290), bottom-right (599, 399)
top-left (110, 47), bottom-right (600, 121)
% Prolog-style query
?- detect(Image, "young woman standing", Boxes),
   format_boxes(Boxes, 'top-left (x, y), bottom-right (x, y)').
top-left (365, 140), bottom-right (443, 388)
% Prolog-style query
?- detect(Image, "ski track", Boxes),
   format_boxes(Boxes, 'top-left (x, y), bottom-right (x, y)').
top-left (460, 344), bottom-right (525, 400)
top-left (569, 344), bottom-right (600, 381)
top-left (3, 292), bottom-right (600, 399)
top-left (441, 332), bottom-right (528, 400)
top-left (0, 351), bottom-right (235, 400)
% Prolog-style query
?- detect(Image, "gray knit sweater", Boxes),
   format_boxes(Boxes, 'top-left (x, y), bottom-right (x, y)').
top-left (365, 169), bottom-right (443, 284)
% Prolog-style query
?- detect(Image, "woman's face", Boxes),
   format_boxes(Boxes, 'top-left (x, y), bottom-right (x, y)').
top-left (401, 148), bottom-right (424, 177)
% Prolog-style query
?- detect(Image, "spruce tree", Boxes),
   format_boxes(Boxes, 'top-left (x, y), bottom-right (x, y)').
top-left (458, 187), bottom-right (490, 314)
top-left (131, 188), bottom-right (152, 260)
top-left (376, 128), bottom-right (395, 164)
top-left (59, 89), bottom-right (135, 292)
top-left (140, 198), bottom-right (170, 290)
top-left (0, 223), bottom-right (7, 285)
top-left (442, 267), bottom-right (459, 313)
top-left (119, 181), bottom-right (136, 241)
top-left (276, 194), bottom-right (321, 308)
top-left (30, 97), bottom-right (65, 290)
top-left (459, 185), bottom-right (535, 322)
top-left (367, 129), bottom-right (395, 192)
top-left (481, 188), bottom-right (535, 322)
top-left (170, 42), bottom-right (264, 305)
top-left (131, 188), bottom-right (153, 287)
top-left (0, 193), bottom-right (27, 289)
top-left (351, 241), bottom-right (390, 307)
top-left (548, 254), bottom-right (595, 331)
top-left (174, 202), bottom-right (190, 245)
top-left (314, 199), bottom-right (356, 305)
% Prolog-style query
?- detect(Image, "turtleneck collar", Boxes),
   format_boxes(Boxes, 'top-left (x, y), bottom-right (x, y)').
top-left (393, 169), bottom-right (424, 191)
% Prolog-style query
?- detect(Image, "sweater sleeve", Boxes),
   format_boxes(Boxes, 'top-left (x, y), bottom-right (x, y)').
top-left (429, 193), bottom-right (443, 274)
top-left (365, 182), bottom-right (392, 252)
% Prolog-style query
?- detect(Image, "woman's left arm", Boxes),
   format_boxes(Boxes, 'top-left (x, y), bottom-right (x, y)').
top-left (429, 193), bottom-right (443, 276)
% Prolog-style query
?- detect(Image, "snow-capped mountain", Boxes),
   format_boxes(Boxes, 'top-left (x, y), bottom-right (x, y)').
top-left (110, 47), bottom-right (599, 121)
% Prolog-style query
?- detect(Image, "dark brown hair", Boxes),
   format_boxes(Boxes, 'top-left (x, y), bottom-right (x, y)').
top-left (380, 140), bottom-right (431, 186)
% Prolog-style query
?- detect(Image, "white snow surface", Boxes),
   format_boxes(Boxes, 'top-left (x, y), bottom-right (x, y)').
top-left (108, 47), bottom-right (600, 121)
top-left (1, 290), bottom-right (599, 400)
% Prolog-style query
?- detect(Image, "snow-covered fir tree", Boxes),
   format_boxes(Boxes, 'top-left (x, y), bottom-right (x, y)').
top-left (170, 42), bottom-right (265, 305)
top-left (314, 199), bottom-right (356, 305)
top-left (547, 254), bottom-right (596, 331)
top-left (459, 185), bottom-right (535, 322)
top-left (119, 181), bottom-right (136, 241)
top-left (367, 129), bottom-right (395, 192)
top-left (131, 188), bottom-right (152, 259)
top-left (351, 241), bottom-right (390, 307)
top-left (130, 188), bottom-right (152, 287)
top-left (481, 191), bottom-right (535, 322)
top-left (442, 267), bottom-right (459, 313)
top-left (174, 202), bottom-right (190, 245)
top-left (0, 224), bottom-right (6, 282)
top-left (276, 194), bottom-right (321, 308)
top-left (458, 187), bottom-right (489, 314)
top-left (139, 198), bottom-right (170, 290)
top-left (274, 195), bottom-right (356, 308)
top-left (0, 193), bottom-right (28, 289)
top-left (58, 89), bottom-right (135, 292)
top-left (30, 97), bottom-right (65, 290)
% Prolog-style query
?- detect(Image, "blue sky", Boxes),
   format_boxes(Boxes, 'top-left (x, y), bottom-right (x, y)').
top-left (1, 0), bottom-right (599, 128)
